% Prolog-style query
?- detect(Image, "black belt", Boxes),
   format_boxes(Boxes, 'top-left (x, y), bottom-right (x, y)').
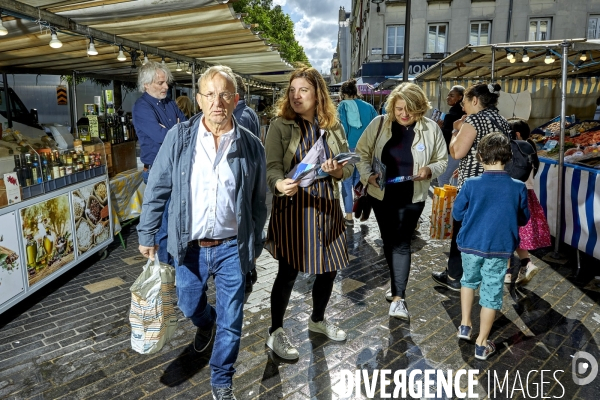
top-left (188, 236), bottom-right (237, 248)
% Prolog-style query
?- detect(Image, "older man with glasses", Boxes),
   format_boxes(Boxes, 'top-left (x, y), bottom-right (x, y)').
top-left (137, 65), bottom-right (267, 400)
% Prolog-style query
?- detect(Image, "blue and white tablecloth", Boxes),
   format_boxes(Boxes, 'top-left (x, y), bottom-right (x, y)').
top-left (535, 158), bottom-right (600, 259)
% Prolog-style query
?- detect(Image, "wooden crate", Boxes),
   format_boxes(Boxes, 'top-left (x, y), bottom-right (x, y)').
top-left (110, 141), bottom-right (137, 177)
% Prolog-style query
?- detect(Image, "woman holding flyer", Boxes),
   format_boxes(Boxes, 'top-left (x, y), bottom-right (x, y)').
top-left (263, 66), bottom-right (353, 360)
top-left (356, 83), bottom-right (447, 320)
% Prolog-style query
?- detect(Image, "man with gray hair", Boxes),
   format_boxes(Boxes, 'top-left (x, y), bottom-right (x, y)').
top-left (137, 65), bottom-right (267, 400)
top-left (132, 61), bottom-right (187, 265)
top-left (232, 74), bottom-right (260, 137)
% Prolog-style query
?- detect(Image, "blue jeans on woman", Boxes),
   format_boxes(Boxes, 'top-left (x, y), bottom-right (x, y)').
top-left (142, 169), bottom-right (171, 265)
top-left (341, 161), bottom-right (361, 213)
top-left (174, 239), bottom-right (245, 389)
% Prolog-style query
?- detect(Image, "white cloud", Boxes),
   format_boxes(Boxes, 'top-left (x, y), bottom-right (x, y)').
top-left (279, 0), bottom-right (352, 73)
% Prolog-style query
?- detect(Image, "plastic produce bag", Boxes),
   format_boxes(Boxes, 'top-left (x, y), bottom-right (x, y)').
top-left (129, 257), bottom-right (177, 354)
top-left (430, 184), bottom-right (458, 240)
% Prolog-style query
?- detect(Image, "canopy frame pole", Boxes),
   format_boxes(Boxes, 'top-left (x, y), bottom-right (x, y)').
top-left (71, 71), bottom-right (78, 135)
top-left (402, 0), bottom-right (411, 82)
top-left (491, 47), bottom-right (496, 82)
top-left (553, 40), bottom-right (570, 257)
top-left (2, 73), bottom-right (12, 128)
top-left (192, 64), bottom-right (197, 114)
top-left (437, 64), bottom-right (443, 110)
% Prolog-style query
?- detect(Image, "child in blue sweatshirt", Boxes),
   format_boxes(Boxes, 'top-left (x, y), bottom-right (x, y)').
top-left (453, 132), bottom-right (530, 360)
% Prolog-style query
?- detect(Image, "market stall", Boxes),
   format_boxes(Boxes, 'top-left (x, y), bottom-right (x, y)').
top-left (414, 39), bottom-right (600, 260)
top-left (0, 0), bottom-right (294, 313)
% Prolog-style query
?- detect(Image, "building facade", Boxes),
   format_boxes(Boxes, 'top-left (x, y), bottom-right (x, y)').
top-left (336, 0), bottom-right (600, 85)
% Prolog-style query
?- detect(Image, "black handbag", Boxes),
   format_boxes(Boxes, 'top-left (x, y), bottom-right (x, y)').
top-left (352, 117), bottom-right (384, 220)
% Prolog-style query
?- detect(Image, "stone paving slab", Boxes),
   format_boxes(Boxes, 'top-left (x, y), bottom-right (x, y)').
top-left (1, 189), bottom-right (600, 399)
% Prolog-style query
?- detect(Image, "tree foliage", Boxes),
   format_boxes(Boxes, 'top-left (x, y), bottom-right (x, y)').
top-left (233, 0), bottom-right (310, 66)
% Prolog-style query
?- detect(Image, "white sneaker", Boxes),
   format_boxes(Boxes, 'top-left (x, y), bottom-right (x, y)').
top-left (308, 318), bottom-right (347, 341)
top-left (504, 272), bottom-right (512, 284)
top-left (389, 299), bottom-right (410, 320)
top-left (516, 262), bottom-right (539, 285)
top-left (266, 327), bottom-right (299, 360)
top-left (385, 290), bottom-right (393, 301)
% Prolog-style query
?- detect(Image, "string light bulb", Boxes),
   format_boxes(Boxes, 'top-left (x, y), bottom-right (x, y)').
top-left (49, 29), bottom-right (62, 48)
top-left (161, 56), bottom-right (166, 65)
top-left (522, 50), bottom-right (529, 63)
top-left (580, 52), bottom-right (587, 62)
top-left (510, 57), bottom-right (516, 64)
top-left (0, 15), bottom-right (7, 36)
top-left (117, 45), bottom-right (127, 61)
top-left (142, 52), bottom-right (149, 65)
top-left (506, 51), bottom-right (514, 60)
top-left (175, 61), bottom-right (182, 71)
top-left (87, 37), bottom-right (98, 56)
top-left (544, 49), bottom-right (554, 64)
top-left (186, 63), bottom-right (192, 74)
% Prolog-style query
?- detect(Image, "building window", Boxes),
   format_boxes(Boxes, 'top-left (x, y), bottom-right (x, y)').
top-left (387, 25), bottom-right (405, 55)
top-left (588, 16), bottom-right (600, 39)
top-left (470, 21), bottom-right (491, 46)
top-left (427, 23), bottom-right (448, 53)
top-left (529, 18), bottom-right (551, 41)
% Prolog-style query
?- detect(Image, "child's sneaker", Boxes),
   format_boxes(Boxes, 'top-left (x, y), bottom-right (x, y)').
top-left (474, 340), bottom-right (496, 360)
top-left (516, 262), bottom-right (539, 285)
top-left (457, 325), bottom-right (472, 340)
top-left (504, 271), bottom-right (512, 284)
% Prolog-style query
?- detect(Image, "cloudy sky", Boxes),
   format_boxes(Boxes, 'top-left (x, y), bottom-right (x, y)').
top-left (274, 0), bottom-right (352, 73)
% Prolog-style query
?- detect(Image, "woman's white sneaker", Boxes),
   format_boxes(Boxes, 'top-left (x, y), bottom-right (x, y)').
top-left (266, 327), bottom-right (299, 360)
top-left (389, 299), bottom-right (410, 320)
top-left (308, 318), bottom-right (347, 341)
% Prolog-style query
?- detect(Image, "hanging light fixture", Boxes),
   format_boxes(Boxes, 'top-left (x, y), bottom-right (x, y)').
top-left (509, 56), bottom-right (516, 64)
top-left (142, 52), bottom-right (149, 65)
top-left (175, 61), bottom-right (182, 71)
top-left (522, 49), bottom-right (529, 63)
top-left (161, 56), bottom-right (166, 65)
top-left (186, 63), bottom-right (192, 74)
top-left (544, 49), bottom-right (554, 64)
top-left (117, 45), bottom-right (127, 61)
top-left (506, 51), bottom-right (514, 60)
top-left (580, 52), bottom-right (587, 62)
top-left (0, 13), bottom-right (7, 36)
top-left (87, 37), bottom-right (98, 56)
top-left (49, 28), bottom-right (62, 48)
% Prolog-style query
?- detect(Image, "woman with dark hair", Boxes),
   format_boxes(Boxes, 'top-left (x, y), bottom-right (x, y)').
top-left (338, 79), bottom-right (378, 225)
top-left (431, 82), bottom-right (512, 291)
top-left (356, 82), bottom-right (447, 320)
top-left (263, 67), bottom-right (353, 360)
top-left (437, 85), bottom-right (466, 186)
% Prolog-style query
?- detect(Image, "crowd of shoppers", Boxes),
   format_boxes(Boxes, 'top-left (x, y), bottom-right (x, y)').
top-left (136, 65), bottom-right (546, 397)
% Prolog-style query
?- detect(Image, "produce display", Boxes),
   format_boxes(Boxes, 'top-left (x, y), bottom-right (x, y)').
top-left (534, 116), bottom-right (600, 165)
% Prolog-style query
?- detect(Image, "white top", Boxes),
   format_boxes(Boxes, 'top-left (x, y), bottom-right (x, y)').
top-left (189, 118), bottom-right (237, 240)
top-left (525, 170), bottom-right (534, 190)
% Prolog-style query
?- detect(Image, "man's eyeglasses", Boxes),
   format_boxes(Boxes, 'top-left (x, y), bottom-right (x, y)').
top-left (199, 92), bottom-right (235, 102)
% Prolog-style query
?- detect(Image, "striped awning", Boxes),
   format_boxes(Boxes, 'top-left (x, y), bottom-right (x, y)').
top-left (0, 0), bottom-right (294, 86)
top-left (414, 39), bottom-right (600, 82)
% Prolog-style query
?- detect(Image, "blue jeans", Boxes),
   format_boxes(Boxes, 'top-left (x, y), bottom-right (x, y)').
top-left (175, 239), bottom-right (245, 388)
top-left (142, 170), bottom-right (171, 265)
top-left (341, 162), bottom-right (361, 213)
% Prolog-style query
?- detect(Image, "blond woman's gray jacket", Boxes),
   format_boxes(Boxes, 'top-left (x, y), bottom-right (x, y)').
top-left (137, 113), bottom-right (267, 274)
top-left (264, 117), bottom-right (353, 198)
top-left (355, 115), bottom-right (448, 203)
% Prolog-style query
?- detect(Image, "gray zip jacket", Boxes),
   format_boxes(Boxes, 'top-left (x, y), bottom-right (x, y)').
top-left (137, 113), bottom-right (268, 274)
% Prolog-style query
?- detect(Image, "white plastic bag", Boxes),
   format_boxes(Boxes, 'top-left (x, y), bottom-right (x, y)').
top-left (129, 257), bottom-right (177, 354)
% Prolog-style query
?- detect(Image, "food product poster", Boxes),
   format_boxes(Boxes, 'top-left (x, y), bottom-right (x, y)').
top-left (71, 181), bottom-right (110, 257)
top-left (0, 212), bottom-right (25, 305)
top-left (20, 194), bottom-right (75, 287)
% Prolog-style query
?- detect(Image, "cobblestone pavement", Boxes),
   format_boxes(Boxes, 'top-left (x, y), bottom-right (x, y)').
top-left (1, 188), bottom-right (600, 399)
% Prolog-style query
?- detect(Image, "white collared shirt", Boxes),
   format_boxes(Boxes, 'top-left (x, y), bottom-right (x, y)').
top-left (189, 117), bottom-right (238, 240)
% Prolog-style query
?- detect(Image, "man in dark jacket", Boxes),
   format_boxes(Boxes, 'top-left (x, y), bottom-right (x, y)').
top-left (137, 65), bottom-right (267, 400)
